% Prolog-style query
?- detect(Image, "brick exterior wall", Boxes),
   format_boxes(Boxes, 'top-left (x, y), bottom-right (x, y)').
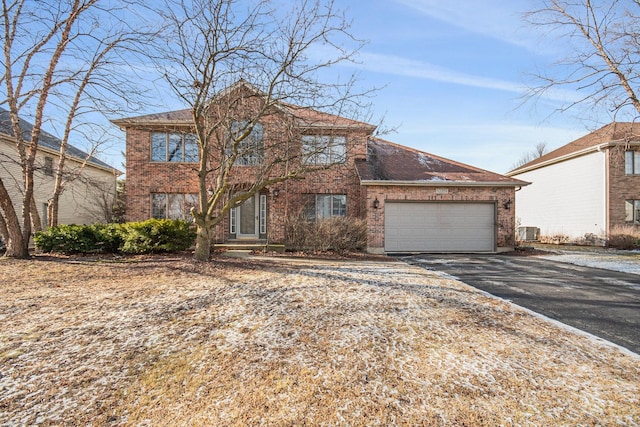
top-left (122, 89), bottom-right (518, 253)
top-left (124, 120), bottom-right (370, 244)
top-left (607, 145), bottom-right (640, 233)
top-left (363, 184), bottom-right (516, 252)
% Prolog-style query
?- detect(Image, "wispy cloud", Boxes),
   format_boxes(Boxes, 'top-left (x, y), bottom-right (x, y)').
top-left (355, 51), bottom-right (579, 103)
top-left (357, 52), bottom-right (523, 93)
top-left (392, 0), bottom-right (538, 51)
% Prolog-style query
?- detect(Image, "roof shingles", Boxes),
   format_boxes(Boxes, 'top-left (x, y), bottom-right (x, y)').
top-left (357, 138), bottom-right (527, 186)
top-left (510, 122), bottom-right (640, 173)
top-left (0, 107), bottom-right (116, 171)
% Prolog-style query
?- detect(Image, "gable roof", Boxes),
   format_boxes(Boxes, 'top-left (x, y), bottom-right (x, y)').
top-left (111, 105), bottom-right (375, 131)
top-left (357, 138), bottom-right (528, 187)
top-left (111, 81), bottom-right (377, 133)
top-left (508, 122), bottom-right (640, 175)
top-left (0, 107), bottom-right (118, 172)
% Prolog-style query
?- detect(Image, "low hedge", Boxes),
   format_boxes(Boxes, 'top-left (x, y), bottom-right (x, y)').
top-left (284, 216), bottom-right (367, 253)
top-left (34, 219), bottom-right (196, 255)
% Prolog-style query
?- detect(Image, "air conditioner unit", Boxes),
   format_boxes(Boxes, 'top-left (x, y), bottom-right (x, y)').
top-left (517, 226), bottom-right (540, 242)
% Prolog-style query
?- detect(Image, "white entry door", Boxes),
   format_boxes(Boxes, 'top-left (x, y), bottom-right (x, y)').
top-left (237, 195), bottom-right (259, 238)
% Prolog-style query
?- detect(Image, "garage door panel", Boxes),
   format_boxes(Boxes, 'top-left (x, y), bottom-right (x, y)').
top-left (384, 202), bottom-right (495, 252)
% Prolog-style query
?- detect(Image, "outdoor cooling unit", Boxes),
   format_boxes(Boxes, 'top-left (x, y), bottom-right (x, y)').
top-left (517, 226), bottom-right (540, 242)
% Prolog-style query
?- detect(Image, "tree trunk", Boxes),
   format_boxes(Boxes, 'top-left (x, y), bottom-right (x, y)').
top-left (194, 222), bottom-right (213, 261)
top-left (0, 181), bottom-right (28, 258)
top-left (30, 196), bottom-right (43, 232)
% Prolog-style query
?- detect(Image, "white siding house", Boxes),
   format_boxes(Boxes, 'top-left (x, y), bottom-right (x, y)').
top-left (513, 151), bottom-right (606, 239)
top-left (508, 122), bottom-right (640, 243)
top-left (0, 108), bottom-right (120, 231)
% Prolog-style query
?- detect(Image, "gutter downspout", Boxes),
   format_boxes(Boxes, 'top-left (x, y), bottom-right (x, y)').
top-left (596, 143), bottom-right (610, 242)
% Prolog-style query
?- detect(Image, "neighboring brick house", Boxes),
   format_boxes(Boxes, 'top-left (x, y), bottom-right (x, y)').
top-left (0, 107), bottom-right (120, 228)
top-left (113, 84), bottom-right (526, 253)
top-left (507, 122), bottom-right (640, 243)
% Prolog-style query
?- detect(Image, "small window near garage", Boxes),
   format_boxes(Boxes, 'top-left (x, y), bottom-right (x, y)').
top-left (304, 194), bottom-right (346, 221)
top-left (625, 151), bottom-right (640, 175)
top-left (625, 200), bottom-right (640, 224)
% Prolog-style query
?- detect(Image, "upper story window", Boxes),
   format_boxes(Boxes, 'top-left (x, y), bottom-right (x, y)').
top-left (151, 132), bottom-right (198, 163)
top-left (625, 150), bottom-right (640, 175)
top-left (229, 121), bottom-right (264, 166)
top-left (302, 135), bottom-right (346, 165)
top-left (43, 156), bottom-right (54, 176)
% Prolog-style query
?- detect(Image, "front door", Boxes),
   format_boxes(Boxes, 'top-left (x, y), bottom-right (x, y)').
top-left (237, 195), bottom-right (259, 238)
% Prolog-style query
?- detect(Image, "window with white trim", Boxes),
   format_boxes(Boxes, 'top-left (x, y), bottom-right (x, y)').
top-left (305, 194), bottom-right (346, 221)
top-left (625, 200), bottom-right (640, 224)
top-left (151, 132), bottom-right (198, 162)
top-left (259, 194), bottom-right (267, 234)
top-left (151, 193), bottom-right (198, 220)
top-left (228, 121), bottom-right (264, 166)
top-left (625, 151), bottom-right (640, 175)
top-left (302, 135), bottom-right (346, 165)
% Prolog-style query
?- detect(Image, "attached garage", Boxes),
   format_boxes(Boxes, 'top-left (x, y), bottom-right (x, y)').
top-left (384, 202), bottom-right (496, 253)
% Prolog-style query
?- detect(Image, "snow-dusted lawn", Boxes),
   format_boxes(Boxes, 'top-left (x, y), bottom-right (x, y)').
top-left (539, 250), bottom-right (640, 275)
top-left (1, 254), bottom-right (639, 426)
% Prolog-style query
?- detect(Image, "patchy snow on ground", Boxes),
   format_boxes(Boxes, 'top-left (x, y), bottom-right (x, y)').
top-left (0, 255), bottom-right (639, 426)
top-left (539, 251), bottom-right (640, 275)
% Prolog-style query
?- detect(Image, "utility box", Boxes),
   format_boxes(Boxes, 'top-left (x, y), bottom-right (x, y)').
top-left (517, 226), bottom-right (540, 242)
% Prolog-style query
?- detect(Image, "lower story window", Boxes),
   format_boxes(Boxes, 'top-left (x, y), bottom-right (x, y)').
top-left (305, 194), bottom-right (347, 220)
top-left (152, 193), bottom-right (198, 220)
top-left (625, 200), bottom-right (640, 224)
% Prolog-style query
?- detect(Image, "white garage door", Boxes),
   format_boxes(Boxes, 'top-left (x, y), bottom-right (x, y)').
top-left (384, 202), bottom-right (495, 252)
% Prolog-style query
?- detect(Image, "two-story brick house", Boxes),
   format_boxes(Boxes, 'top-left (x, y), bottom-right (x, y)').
top-left (508, 122), bottom-right (640, 243)
top-left (113, 83), bottom-right (526, 253)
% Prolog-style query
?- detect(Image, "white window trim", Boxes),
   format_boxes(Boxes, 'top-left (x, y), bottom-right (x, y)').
top-left (230, 206), bottom-right (237, 234)
top-left (302, 135), bottom-right (347, 165)
top-left (626, 200), bottom-right (640, 224)
top-left (151, 132), bottom-right (198, 163)
top-left (625, 150), bottom-right (640, 175)
top-left (259, 194), bottom-right (267, 234)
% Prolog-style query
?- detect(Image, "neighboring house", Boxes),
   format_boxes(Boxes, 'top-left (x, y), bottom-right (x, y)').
top-left (0, 107), bottom-right (120, 228)
top-left (113, 83), bottom-right (526, 253)
top-left (507, 122), bottom-right (640, 242)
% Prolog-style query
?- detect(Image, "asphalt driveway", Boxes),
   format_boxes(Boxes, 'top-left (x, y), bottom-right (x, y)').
top-left (402, 253), bottom-right (640, 354)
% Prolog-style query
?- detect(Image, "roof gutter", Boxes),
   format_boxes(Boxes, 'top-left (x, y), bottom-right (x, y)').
top-left (110, 119), bottom-right (193, 129)
top-left (359, 180), bottom-right (530, 187)
top-left (0, 133), bottom-right (121, 175)
top-left (508, 140), bottom-right (640, 176)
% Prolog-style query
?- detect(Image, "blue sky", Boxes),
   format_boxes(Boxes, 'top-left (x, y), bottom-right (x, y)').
top-left (100, 0), bottom-right (616, 174)
top-left (326, 0), bottom-right (604, 173)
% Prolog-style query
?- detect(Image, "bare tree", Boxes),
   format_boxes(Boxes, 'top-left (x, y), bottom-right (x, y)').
top-left (156, 0), bottom-right (373, 261)
top-left (0, 0), bottom-right (152, 258)
top-left (526, 0), bottom-right (640, 120)
top-left (511, 142), bottom-right (549, 170)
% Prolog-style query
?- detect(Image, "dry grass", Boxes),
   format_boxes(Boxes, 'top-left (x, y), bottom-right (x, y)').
top-left (0, 254), bottom-right (639, 426)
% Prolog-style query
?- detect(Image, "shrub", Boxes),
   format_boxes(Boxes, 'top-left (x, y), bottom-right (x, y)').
top-left (538, 233), bottom-right (570, 245)
top-left (607, 226), bottom-right (640, 249)
top-left (119, 219), bottom-right (196, 254)
top-left (35, 219), bottom-right (195, 255)
top-left (284, 215), bottom-right (367, 253)
top-left (35, 224), bottom-right (109, 254)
